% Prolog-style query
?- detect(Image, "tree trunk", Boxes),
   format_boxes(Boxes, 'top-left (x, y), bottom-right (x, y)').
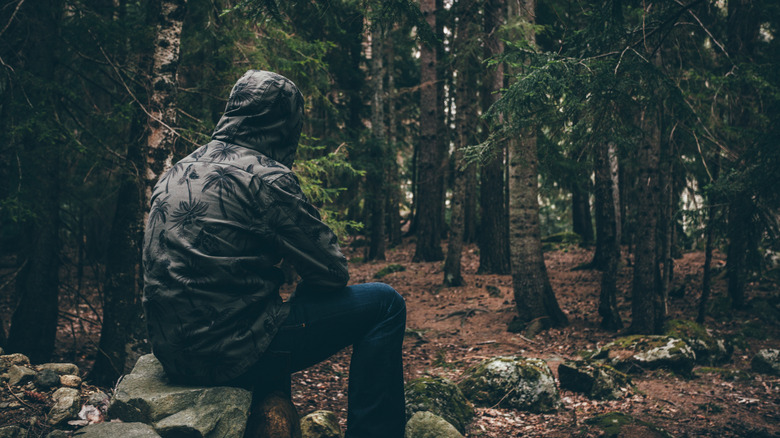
top-left (443, 0), bottom-right (478, 286)
top-left (571, 184), bottom-right (593, 245)
top-left (91, 0), bottom-right (187, 383)
top-left (595, 142), bottom-right (622, 330)
top-left (508, 0), bottom-right (567, 329)
top-left (698, 203), bottom-right (716, 323)
top-left (386, 36), bottom-right (403, 248)
top-left (367, 20), bottom-right (386, 261)
top-left (413, 0), bottom-right (444, 262)
top-left (630, 109), bottom-right (663, 334)
top-left (6, 0), bottom-right (64, 364)
top-left (477, 0), bottom-right (510, 274)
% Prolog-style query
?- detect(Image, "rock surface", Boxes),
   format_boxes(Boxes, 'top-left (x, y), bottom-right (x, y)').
top-left (39, 363), bottom-right (80, 376)
top-left (0, 425), bottom-right (27, 438)
top-left (108, 354), bottom-right (252, 438)
top-left (35, 369), bottom-right (61, 390)
top-left (300, 410), bottom-right (342, 438)
top-left (664, 319), bottom-right (732, 365)
top-left (404, 376), bottom-right (474, 433)
top-left (591, 335), bottom-right (696, 376)
top-left (48, 387), bottom-right (81, 425)
top-left (751, 349), bottom-right (780, 376)
top-left (558, 360), bottom-right (630, 400)
top-left (7, 365), bottom-right (36, 387)
top-left (458, 356), bottom-right (561, 413)
top-left (404, 411), bottom-right (463, 438)
top-left (72, 422), bottom-right (162, 437)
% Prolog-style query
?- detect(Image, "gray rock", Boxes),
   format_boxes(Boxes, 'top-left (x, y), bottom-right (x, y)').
top-left (0, 425), bottom-right (27, 438)
top-left (108, 354), bottom-right (251, 438)
top-left (60, 374), bottom-right (82, 388)
top-left (405, 412), bottom-right (463, 438)
top-left (752, 349), bottom-right (780, 376)
top-left (300, 410), bottom-right (342, 438)
top-left (35, 369), bottom-right (61, 390)
top-left (459, 356), bottom-right (561, 413)
top-left (7, 365), bottom-right (36, 387)
top-left (558, 360), bottom-right (631, 400)
top-left (404, 377), bottom-right (474, 433)
top-left (0, 354), bottom-right (31, 375)
top-left (73, 422), bottom-right (161, 438)
top-left (49, 387), bottom-right (81, 425)
top-left (87, 390), bottom-right (110, 408)
top-left (45, 430), bottom-right (70, 438)
top-left (39, 363), bottom-right (80, 376)
top-left (592, 335), bottom-right (696, 376)
top-left (664, 319), bottom-right (732, 365)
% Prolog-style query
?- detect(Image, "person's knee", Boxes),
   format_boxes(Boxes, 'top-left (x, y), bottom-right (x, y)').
top-left (371, 282), bottom-right (406, 321)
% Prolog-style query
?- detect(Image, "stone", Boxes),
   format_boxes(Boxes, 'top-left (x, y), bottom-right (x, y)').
top-left (0, 354), bottom-right (31, 374)
top-left (0, 425), bottom-right (27, 438)
top-left (7, 365), bottom-right (36, 387)
top-left (404, 411), bottom-right (463, 438)
top-left (87, 390), bottom-right (110, 408)
top-left (300, 410), bottom-right (342, 438)
top-left (45, 430), bottom-right (70, 438)
top-left (459, 356), bottom-right (561, 413)
top-left (49, 387), bottom-right (81, 425)
top-left (60, 374), bottom-right (82, 388)
top-left (72, 422), bottom-right (161, 438)
top-left (584, 412), bottom-right (672, 438)
top-left (35, 369), bottom-right (61, 390)
top-left (751, 349), bottom-right (780, 376)
top-left (39, 363), bottom-right (80, 376)
top-left (592, 335), bottom-right (696, 376)
top-left (558, 360), bottom-right (631, 400)
top-left (664, 319), bottom-right (732, 365)
top-left (404, 377), bottom-right (474, 433)
top-left (108, 354), bottom-right (252, 438)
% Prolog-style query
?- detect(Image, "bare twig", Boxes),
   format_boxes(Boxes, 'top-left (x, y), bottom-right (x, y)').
top-left (0, 0), bottom-right (25, 39)
top-left (5, 383), bottom-right (34, 410)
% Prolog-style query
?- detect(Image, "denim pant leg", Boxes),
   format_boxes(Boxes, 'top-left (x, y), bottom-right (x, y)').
top-left (267, 282), bottom-right (407, 438)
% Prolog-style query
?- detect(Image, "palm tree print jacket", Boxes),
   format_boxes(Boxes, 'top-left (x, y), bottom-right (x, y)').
top-left (143, 70), bottom-right (349, 385)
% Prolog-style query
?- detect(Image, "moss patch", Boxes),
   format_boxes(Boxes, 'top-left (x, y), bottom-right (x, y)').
top-left (404, 376), bottom-right (474, 434)
top-left (374, 264), bottom-right (406, 279)
top-left (584, 412), bottom-right (672, 438)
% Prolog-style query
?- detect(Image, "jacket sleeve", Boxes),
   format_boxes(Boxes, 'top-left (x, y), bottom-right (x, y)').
top-left (268, 172), bottom-right (349, 291)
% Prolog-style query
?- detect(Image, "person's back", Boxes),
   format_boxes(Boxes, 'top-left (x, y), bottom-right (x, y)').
top-left (144, 70), bottom-right (406, 437)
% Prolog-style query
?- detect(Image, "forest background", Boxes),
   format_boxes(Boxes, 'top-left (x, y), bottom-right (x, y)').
top-left (0, 0), bottom-right (779, 435)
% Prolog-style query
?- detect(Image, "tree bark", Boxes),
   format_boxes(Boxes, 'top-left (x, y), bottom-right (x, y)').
top-left (508, 0), bottom-right (567, 329)
top-left (477, 0), bottom-right (510, 274)
top-left (595, 142), bottom-right (622, 330)
top-left (91, 0), bottom-right (187, 384)
top-left (367, 20), bottom-right (386, 261)
top-left (413, 0), bottom-right (444, 262)
top-left (630, 109), bottom-right (664, 334)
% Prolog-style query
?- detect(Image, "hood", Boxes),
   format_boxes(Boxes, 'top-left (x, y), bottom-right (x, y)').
top-left (212, 70), bottom-right (304, 168)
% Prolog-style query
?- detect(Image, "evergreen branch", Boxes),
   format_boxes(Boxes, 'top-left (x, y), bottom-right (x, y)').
top-left (0, 0), bottom-right (25, 39)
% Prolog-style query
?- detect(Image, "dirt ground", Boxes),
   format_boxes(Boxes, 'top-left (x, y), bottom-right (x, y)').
top-left (2, 239), bottom-right (779, 437)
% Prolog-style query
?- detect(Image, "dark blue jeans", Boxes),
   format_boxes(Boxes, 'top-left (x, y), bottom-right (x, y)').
top-left (259, 282), bottom-right (407, 438)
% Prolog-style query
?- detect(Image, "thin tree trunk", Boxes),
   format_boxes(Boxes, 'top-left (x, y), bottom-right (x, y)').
top-left (595, 141), bottom-right (622, 330)
top-left (478, 0), bottom-right (510, 274)
top-left (413, 0), bottom-right (444, 262)
top-left (386, 35), bottom-right (403, 248)
top-left (572, 184), bottom-right (593, 245)
top-left (91, 0), bottom-right (187, 383)
top-left (367, 20), bottom-right (386, 261)
top-left (630, 108), bottom-right (664, 334)
top-left (698, 203), bottom-right (716, 323)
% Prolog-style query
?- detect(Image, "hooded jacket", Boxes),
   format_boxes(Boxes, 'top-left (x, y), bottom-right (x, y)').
top-left (142, 70), bottom-right (349, 385)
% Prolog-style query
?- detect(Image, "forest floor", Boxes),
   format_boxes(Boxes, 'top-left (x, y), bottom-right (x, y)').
top-left (2, 239), bottom-right (780, 437)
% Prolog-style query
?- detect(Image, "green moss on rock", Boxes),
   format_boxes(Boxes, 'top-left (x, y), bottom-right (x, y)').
top-left (374, 264), bottom-right (406, 279)
top-left (458, 356), bottom-right (561, 413)
top-left (594, 335), bottom-right (696, 377)
top-left (664, 319), bottom-right (732, 365)
top-left (404, 377), bottom-right (474, 434)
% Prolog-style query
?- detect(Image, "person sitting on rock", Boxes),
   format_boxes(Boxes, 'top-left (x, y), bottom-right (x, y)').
top-left (142, 69), bottom-right (406, 438)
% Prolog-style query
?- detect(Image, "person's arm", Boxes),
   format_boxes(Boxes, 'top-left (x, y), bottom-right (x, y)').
top-left (269, 172), bottom-right (349, 292)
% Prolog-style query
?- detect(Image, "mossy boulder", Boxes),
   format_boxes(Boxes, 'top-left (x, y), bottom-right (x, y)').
top-left (404, 412), bottom-right (463, 438)
top-left (751, 349), bottom-right (780, 376)
top-left (584, 412), bottom-right (672, 438)
top-left (664, 319), bottom-right (732, 365)
top-left (591, 335), bottom-right (696, 376)
top-left (374, 264), bottom-right (406, 279)
top-left (300, 410), bottom-right (342, 438)
top-left (458, 356), bottom-right (561, 413)
top-left (404, 377), bottom-right (474, 434)
top-left (557, 360), bottom-right (631, 400)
